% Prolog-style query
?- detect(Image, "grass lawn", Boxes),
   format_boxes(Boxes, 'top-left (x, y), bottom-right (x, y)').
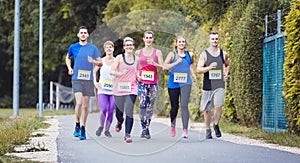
top-left (0, 108), bottom-right (74, 162)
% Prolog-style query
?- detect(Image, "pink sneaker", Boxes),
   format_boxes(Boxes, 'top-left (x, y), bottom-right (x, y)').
top-left (170, 127), bottom-right (176, 137)
top-left (124, 135), bottom-right (132, 143)
top-left (115, 123), bottom-right (122, 132)
top-left (182, 129), bottom-right (188, 138)
top-left (115, 118), bottom-right (124, 132)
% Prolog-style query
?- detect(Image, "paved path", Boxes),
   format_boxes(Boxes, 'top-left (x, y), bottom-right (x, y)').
top-left (56, 113), bottom-right (300, 163)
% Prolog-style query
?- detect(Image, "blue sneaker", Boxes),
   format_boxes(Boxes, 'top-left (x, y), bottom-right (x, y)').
top-left (79, 126), bottom-right (86, 140)
top-left (140, 129), bottom-right (147, 138)
top-left (73, 126), bottom-right (80, 137)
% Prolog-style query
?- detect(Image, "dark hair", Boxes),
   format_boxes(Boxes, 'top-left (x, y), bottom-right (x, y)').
top-left (143, 31), bottom-right (155, 39)
top-left (209, 32), bottom-right (218, 35)
top-left (78, 26), bottom-right (88, 33)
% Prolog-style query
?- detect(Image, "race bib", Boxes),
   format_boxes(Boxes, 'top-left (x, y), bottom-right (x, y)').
top-left (77, 70), bottom-right (91, 80)
top-left (141, 70), bottom-right (155, 81)
top-left (101, 80), bottom-right (113, 90)
top-left (209, 70), bottom-right (222, 80)
top-left (174, 73), bottom-right (188, 83)
top-left (118, 82), bottom-right (131, 92)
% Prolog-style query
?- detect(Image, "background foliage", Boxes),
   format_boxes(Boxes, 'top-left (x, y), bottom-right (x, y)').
top-left (0, 0), bottom-right (299, 133)
top-left (283, 0), bottom-right (300, 135)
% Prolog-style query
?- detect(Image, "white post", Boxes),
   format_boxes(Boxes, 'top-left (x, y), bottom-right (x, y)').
top-left (50, 81), bottom-right (53, 109)
top-left (13, 0), bottom-right (20, 117)
top-left (56, 84), bottom-right (60, 110)
top-left (277, 10), bottom-right (281, 34)
top-left (265, 15), bottom-right (268, 37)
top-left (38, 0), bottom-right (44, 117)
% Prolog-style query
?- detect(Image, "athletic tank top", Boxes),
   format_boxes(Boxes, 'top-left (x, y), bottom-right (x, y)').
top-left (98, 58), bottom-right (114, 95)
top-left (203, 49), bottom-right (225, 91)
top-left (138, 48), bottom-right (158, 84)
top-left (168, 50), bottom-right (192, 88)
top-left (113, 54), bottom-right (138, 96)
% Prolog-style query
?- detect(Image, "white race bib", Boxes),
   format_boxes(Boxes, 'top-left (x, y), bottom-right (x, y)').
top-left (118, 82), bottom-right (131, 92)
top-left (141, 70), bottom-right (155, 81)
top-left (209, 70), bottom-right (222, 80)
top-left (77, 70), bottom-right (91, 80)
top-left (101, 80), bottom-right (113, 90)
top-left (174, 73), bottom-right (188, 83)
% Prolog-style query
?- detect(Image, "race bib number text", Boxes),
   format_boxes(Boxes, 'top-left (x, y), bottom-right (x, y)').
top-left (174, 73), bottom-right (188, 83)
top-left (101, 80), bottom-right (113, 90)
top-left (77, 70), bottom-right (91, 80)
top-left (209, 70), bottom-right (222, 80)
top-left (141, 71), bottom-right (155, 81)
top-left (118, 82), bottom-right (131, 92)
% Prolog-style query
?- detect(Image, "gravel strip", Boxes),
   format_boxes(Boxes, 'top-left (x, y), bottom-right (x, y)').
top-left (6, 117), bottom-right (58, 163)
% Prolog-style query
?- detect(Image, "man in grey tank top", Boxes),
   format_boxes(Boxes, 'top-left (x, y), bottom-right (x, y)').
top-left (196, 32), bottom-right (230, 139)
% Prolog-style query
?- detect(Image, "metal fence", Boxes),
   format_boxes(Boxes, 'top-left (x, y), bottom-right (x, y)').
top-left (262, 10), bottom-right (287, 132)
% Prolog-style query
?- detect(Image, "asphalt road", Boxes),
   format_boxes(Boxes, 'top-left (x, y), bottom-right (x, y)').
top-left (56, 113), bottom-right (300, 163)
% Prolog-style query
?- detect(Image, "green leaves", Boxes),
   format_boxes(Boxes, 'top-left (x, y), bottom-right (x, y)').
top-left (283, 0), bottom-right (300, 135)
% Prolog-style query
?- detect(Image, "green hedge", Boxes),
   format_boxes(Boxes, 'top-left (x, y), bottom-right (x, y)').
top-left (283, 0), bottom-right (300, 135)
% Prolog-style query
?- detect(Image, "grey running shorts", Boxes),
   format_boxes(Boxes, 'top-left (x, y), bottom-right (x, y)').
top-left (200, 88), bottom-right (225, 111)
top-left (72, 80), bottom-right (95, 96)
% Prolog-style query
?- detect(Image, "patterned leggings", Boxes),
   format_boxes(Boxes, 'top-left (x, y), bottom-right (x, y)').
top-left (138, 82), bottom-right (158, 129)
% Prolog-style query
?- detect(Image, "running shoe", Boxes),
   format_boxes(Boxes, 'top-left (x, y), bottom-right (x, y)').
top-left (213, 124), bottom-right (222, 137)
top-left (96, 126), bottom-right (103, 136)
top-left (115, 118), bottom-right (124, 132)
top-left (104, 131), bottom-right (112, 138)
top-left (124, 134), bottom-right (132, 143)
top-left (182, 129), bottom-right (188, 138)
top-left (73, 125), bottom-right (80, 137)
top-left (140, 129), bottom-right (151, 139)
top-left (170, 127), bottom-right (176, 137)
top-left (79, 126), bottom-right (86, 140)
top-left (145, 128), bottom-right (151, 139)
top-left (140, 129), bottom-right (147, 138)
top-left (206, 129), bottom-right (212, 139)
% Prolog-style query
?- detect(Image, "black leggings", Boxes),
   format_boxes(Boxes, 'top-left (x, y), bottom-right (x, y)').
top-left (114, 94), bottom-right (137, 134)
top-left (168, 84), bottom-right (191, 130)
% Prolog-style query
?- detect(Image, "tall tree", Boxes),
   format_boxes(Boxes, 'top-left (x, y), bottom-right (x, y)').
top-left (0, 0), bottom-right (14, 107)
top-left (0, 0), bottom-right (109, 108)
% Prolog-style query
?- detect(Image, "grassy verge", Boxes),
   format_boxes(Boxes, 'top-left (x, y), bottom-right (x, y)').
top-left (0, 108), bottom-right (74, 162)
top-left (220, 121), bottom-right (300, 148)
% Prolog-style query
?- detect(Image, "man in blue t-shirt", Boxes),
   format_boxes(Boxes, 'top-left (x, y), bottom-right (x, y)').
top-left (65, 26), bottom-right (102, 140)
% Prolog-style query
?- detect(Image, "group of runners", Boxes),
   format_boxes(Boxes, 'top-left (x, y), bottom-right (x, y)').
top-left (65, 26), bottom-right (229, 143)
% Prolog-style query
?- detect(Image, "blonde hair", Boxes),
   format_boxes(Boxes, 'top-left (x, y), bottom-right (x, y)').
top-left (103, 41), bottom-right (114, 48)
top-left (174, 36), bottom-right (188, 51)
top-left (123, 37), bottom-right (134, 45)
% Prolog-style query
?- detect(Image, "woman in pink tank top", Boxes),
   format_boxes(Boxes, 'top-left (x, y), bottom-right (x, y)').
top-left (135, 31), bottom-right (164, 139)
top-left (110, 37), bottom-right (140, 143)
